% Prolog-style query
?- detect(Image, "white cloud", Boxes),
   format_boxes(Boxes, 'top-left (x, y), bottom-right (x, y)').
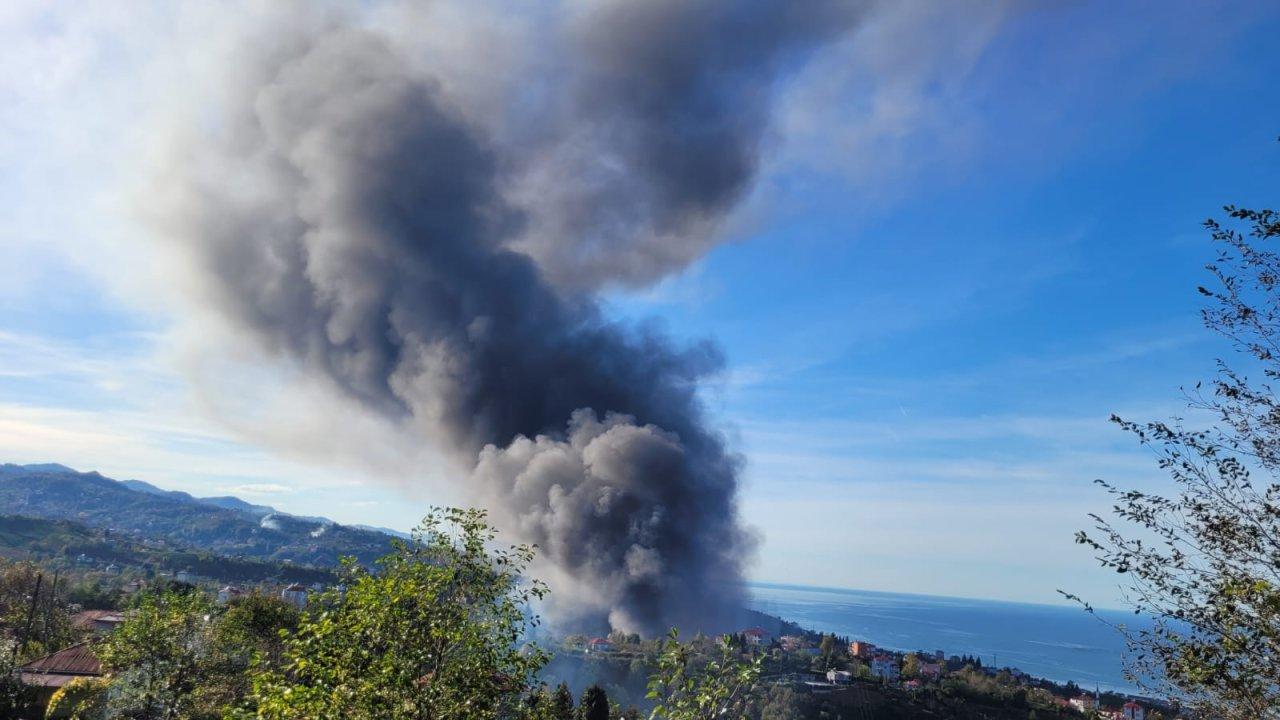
top-left (222, 483), bottom-right (292, 496)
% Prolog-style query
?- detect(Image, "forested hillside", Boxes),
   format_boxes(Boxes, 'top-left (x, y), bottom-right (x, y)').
top-left (0, 464), bottom-right (395, 566)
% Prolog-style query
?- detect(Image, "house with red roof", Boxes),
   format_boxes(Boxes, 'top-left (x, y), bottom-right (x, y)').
top-left (586, 637), bottom-right (614, 653)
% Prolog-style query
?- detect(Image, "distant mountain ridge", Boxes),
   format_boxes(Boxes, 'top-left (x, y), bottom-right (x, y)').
top-left (0, 463), bottom-right (401, 565)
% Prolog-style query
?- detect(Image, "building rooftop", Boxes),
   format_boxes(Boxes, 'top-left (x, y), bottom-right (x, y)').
top-left (19, 642), bottom-right (102, 688)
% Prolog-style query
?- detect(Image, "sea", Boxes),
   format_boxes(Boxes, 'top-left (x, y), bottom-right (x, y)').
top-left (747, 582), bottom-right (1154, 693)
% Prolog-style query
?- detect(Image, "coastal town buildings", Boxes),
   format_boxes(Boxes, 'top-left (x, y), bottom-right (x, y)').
top-left (849, 640), bottom-right (875, 658)
top-left (870, 655), bottom-right (899, 681)
top-left (779, 635), bottom-right (806, 651)
top-left (1122, 701), bottom-right (1145, 720)
top-left (1070, 694), bottom-right (1098, 712)
top-left (742, 627), bottom-right (771, 646)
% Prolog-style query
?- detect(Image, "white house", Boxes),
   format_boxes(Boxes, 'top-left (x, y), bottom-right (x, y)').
top-left (217, 586), bottom-right (244, 604)
top-left (870, 655), bottom-right (899, 682)
top-left (1122, 701), bottom-right (1144, 720)
top-left (1070, 695), bottom-right (1097, 713)
top-left (826, 669), bottom-right (853, 685)
top-left (742, 628), bottom-right (772, 646)
top-left (281, 583), bottom-right (308, 608)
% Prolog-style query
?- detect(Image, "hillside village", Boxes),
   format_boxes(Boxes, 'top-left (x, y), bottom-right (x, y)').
top-left (558, 626), bottom-right (1173, 720)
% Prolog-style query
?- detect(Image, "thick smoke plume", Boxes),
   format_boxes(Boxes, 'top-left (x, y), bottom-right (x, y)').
top-left (155, 1), bottom-right (864, 634)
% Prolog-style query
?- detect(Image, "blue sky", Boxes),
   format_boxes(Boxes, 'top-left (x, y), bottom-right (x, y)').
top-left (2, 1), bottom-right (1279, 607)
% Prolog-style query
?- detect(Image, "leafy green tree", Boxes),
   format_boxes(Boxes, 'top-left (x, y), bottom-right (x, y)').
top-left (817, 634), bottom-right (837, 668)
top-left (902, 653), bottom-right (920, 679)
top-left (198, 593), bottom-right (299, 712)
top-left (96, 588), bottom-right (215, 719)
top-left (248, 507), bottom-right (549, 720)
top-left (578, 685), bottom-right (609, 720)
top-left (548, 682), bottom-right (575, 720)
top-left (0, 560), bottom-right (75, 660)
top-left (757, 685), bottom-right (801, 720)
top-left (0, 635), bottom-right (37, 718)
top-left (44, 676), bottom-right (109, 719)
top-left (1073, 200), bottom-right (1280, 718)
top-left (646, 630), bottom-right (762, 720)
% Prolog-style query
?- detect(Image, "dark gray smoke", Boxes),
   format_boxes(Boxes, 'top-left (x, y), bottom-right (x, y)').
top-left (513, 0), bottom-right (867, 290)
top-left (157, 2), bottom-right (864, 634)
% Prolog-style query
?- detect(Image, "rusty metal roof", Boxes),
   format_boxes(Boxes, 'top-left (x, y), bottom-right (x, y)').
top-left (70, 609), bottom-right (126, 629)
top-left (19, 641), bottom-right (103, 682)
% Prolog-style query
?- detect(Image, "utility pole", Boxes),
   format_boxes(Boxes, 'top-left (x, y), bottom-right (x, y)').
top-left (44, 569), bottom-right (60, 644)
top-left (13, 572), bottom-right (42, 664)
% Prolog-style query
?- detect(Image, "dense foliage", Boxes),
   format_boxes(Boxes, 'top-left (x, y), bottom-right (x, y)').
top-left (247, 507), bottom-right (549, 720)
top-left (646, 630), bottom-right (762, 720)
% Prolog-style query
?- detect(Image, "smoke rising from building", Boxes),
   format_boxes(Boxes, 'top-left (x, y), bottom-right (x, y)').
top-left (152, 1), bottom-right (866, 633)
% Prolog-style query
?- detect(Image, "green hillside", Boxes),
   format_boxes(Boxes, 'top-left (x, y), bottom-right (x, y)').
top-left (0, 464), bottom-right (396, 566)
top-left (0, 514), bottom-right (334, 586)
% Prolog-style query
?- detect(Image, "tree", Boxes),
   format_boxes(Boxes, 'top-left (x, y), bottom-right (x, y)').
top-left (578, 685), bottom-right (609, 720)
top-left (757, 685), bottom-right (801, 720)
top-left (1072, 198), bottom-right (1280, 718)
top-left (45, 676), bottom-right (108, 720)
top-left (902, 653), bottom-right (920, 680)
top-left (646, 630), bottom-right (762, 720)
top-left (248, 507), bottom-right (549, 720)
top-left (550, 682), bottom-right (575, 720)
top-left (96, 588), bottom-right (215, 719)
top-left (0, 635), bottom-right (37, 718)
top-left (199, 593), bottom-right (299, 713)
top-left (817, 634), bottom-right (837, 668)
top-left (0, 560), bottom-right (74, 660)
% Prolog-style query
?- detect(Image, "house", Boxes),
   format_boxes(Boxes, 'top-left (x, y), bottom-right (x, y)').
top-left (281, 583), bottom-right (308, 608)
top-left (779, 635), bottom-right (807, 652)
top-left (217, 585), bottom-right (244, 604)
top-left (870, 655), bottom-right (899, 681)
top-left (741, 627), bottom-right (772, 646)
top-left (121, 579), bottom-right (144, 595)
top-left (849, 640), bottom-right (875, 659)
top-left (103, 563), bottom-right (121, 575)
top-left (1070, 695), bottom-right (1098, 712)
top-left (826, 669), bottom-right (852, 684)
top-left (586, 637), bottom-right (614, 653)
top-left (918, 661), bottom-right (943, 681)
top-left (904, 679), bottom-right (922, 692)
top-left (1122, 701), bottom-right (1145, 720)
top-left (934, 649), bottom-right (945, 661)
top-left (69, 610), bottom-right (126, 634)
top-left (175, 569), bottom-right (197, 584)
top-left (18, 642), bottom-right (103, 709)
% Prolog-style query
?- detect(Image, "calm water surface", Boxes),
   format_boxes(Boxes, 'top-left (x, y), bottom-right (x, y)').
top-left (748, 583), bottom-right (1152, 693)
